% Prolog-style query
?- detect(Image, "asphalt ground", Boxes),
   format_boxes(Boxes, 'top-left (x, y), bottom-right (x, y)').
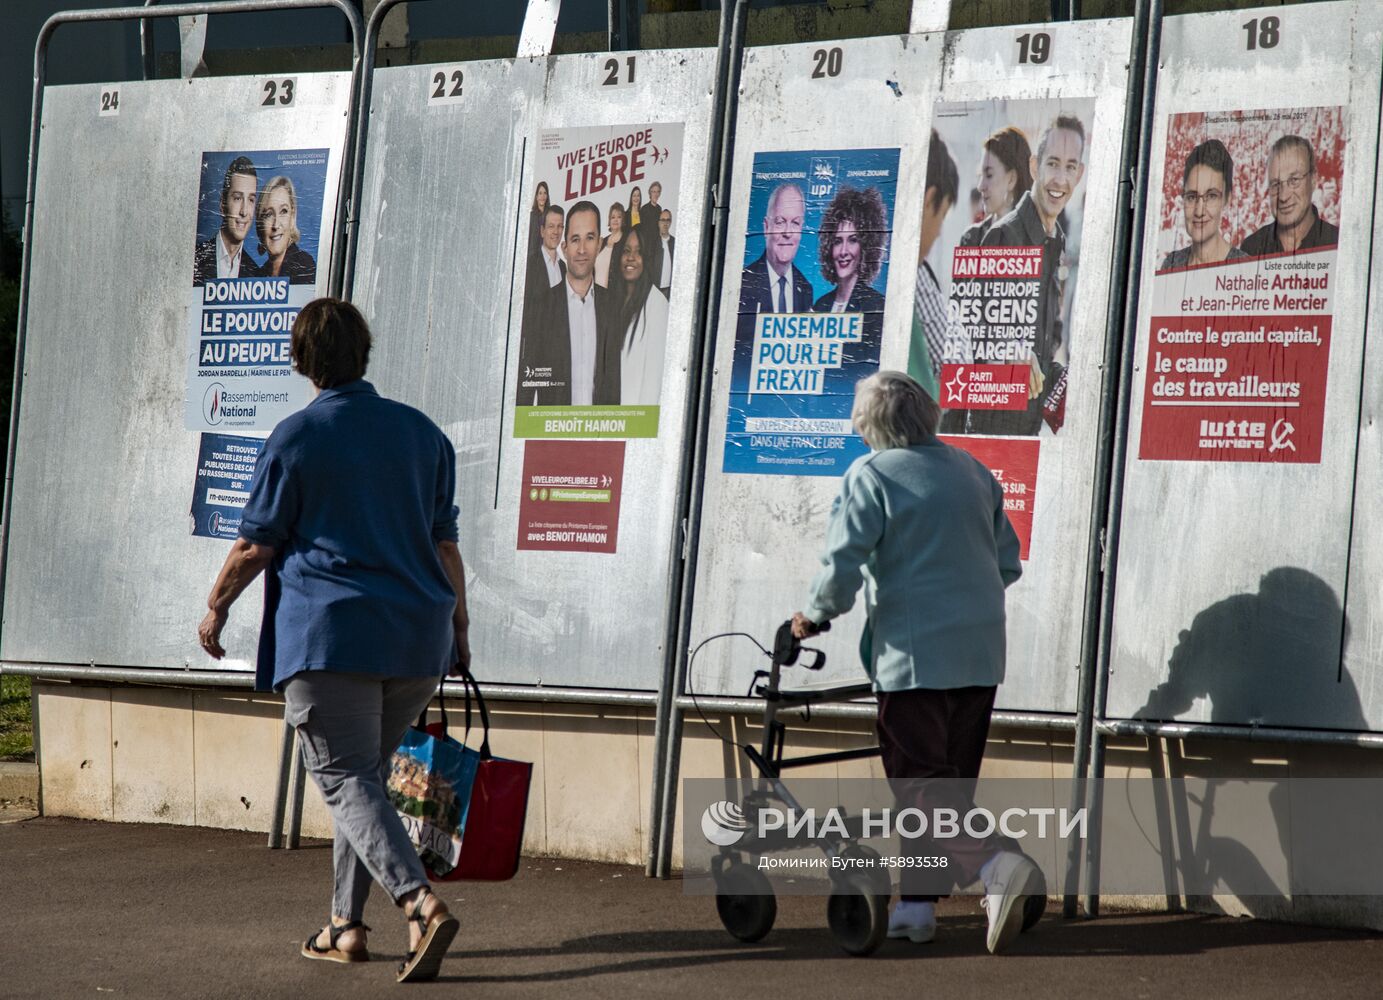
top-left (3, 814), bottom-right (1382, 999)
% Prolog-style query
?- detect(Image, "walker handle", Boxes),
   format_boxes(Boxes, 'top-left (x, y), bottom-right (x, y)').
top-left (772, 618), bottom-right (830, 668)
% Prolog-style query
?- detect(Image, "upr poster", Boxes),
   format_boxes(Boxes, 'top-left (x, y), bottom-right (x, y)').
top-left (723, 147), bottom-right (901, 476)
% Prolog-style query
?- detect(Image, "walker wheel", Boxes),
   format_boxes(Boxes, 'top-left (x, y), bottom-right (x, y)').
top-left (714, 862), bottom-right (777, 943)
top-left (826, 873), bottom-right (888, 956)
top-left (1022, 862), bottom-right (1048, 931)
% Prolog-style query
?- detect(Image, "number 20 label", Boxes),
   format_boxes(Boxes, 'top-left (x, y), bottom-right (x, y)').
top-left (428, 67), bottom-right (465, 106)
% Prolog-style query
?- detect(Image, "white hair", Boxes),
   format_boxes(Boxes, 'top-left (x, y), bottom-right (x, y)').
top-left (852, 371), bottom-right (941, 450)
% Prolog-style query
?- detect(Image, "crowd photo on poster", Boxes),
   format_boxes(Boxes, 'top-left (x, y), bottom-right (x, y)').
top-left (1138, 105), bottom-right (1345, 464)
top-left (1152, 107), bottom-right (1342, 272)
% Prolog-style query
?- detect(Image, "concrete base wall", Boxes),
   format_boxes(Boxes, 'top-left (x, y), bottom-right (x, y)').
top-left (32, 682), bottom-right (1383, 931)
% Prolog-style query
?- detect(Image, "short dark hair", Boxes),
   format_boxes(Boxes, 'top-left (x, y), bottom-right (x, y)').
top-left (221, 156), bottom-right (258, 211)
top-left (1183, 138), bottom-right (1235, 194)
top-left (543, 203), bottom-right (565, 226)
top-left (565, 200), bottom-right (601, 239)
top-left (926, 129), bottom-right (960, 210)
top-left (291, 298), bottom-right (372, 389)
top-left (1037, 114), bottom-right (1086, 161)
top-left (818, 186), bottom-right (888, 285)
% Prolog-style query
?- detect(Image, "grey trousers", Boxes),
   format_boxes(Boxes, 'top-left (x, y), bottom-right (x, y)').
top-left (284, 671), bottom-right (441, 921)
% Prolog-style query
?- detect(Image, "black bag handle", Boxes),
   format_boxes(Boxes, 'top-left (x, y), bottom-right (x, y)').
top-left (459, 666), bottom-right (493, 759)
top-left (413, 672), bottom-right (491, 759)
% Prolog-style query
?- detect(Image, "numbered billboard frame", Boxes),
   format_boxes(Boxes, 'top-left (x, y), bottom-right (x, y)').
top-left (1084, 0), bottom-right (1383, 917)
top-left (0, 0), bottom-right (363, 680)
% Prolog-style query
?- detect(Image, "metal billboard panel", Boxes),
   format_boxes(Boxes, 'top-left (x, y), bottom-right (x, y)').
top-left (689, 20), bottom-right (1134, 714)
top-left (921, 19), bottom-right (1133, 714)
top-left (3, 73), bottom-right (353, 674)
top-left (1107, 2), bottom-right (1383, 729)
top-left (1345, 45), bottom-right (1383, 729)
top-left (351, 49), bottom-right (717, 690)
top-left (689, 33), bottom-right (941, 698)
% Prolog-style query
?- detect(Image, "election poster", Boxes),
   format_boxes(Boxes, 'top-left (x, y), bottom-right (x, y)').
top-left (1138, 105), bottom-right (1343, 463)
top-left (516, 441), bottom-right (626, 554)
top-left (189, 433), bottom-right (265, 540)
top-left (910, 98), bottom-right (1096, 439)
top-left (513, 122), bottom-right (686, 441)
top-left (184, 148), bottom-right (330, 431)
top-left (723, 147), bottom-right (901, 476)
top-left (908, 99), bottom-right (1096, 560)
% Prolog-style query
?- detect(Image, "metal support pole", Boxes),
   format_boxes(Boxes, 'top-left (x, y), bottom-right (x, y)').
top-left (287, 737), bottom-right (307, 848)
top-left (140, 0), bottom-right (159, 80)
top-left (642, 0), bottom-right (743, 878)
top-left (651, 0), bottom-right (752, 880)
top-left (1082, 0), bottom-right (1165, 921)
top-left (621, 0), bottom-right (639, 52)
top-left (1061, 0), bottom-right (1155, 919)
top-left (341, 0), bottom-right (411, 299)
top-left (268, 720), bottom-right (295, 848)
top-left (907, 0), bottom-right (951, 34)
top-left (1, 661), bottom-right (664, 708)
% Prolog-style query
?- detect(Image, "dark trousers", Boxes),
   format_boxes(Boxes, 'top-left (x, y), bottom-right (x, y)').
top-left (876, 685), bottom-right (999, 902)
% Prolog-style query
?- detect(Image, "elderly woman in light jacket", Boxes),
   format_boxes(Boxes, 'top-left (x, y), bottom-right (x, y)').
top-left (791, 370), bottom-right (1040, 955)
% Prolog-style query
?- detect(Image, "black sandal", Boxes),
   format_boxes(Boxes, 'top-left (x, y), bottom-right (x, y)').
top-left (396, 889), bottom-right (459, 983)
top-left (301, 920), bottom-right (371, 963)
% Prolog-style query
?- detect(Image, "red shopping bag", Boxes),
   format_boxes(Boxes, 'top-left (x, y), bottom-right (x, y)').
top-left (424, 669), bottom-right (532, 882)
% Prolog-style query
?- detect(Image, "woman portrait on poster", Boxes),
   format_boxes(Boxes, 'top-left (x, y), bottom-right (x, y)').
top-left (256, 175), bottom-right (316, 284)
top-left (529, 181), bottom-right (551, 261)
top-left (1160, 139), bottom-right (1250, 271)
top-left (609, 226), bottom-right (668, 405)
top-left (595, 201), bottom-right (626, 287)
top-left (960, 126), bottom-right (1033, 248)
top-left (813, 186), bottom-right (888, 318)
top-left (627, 185), bottom-right (644, 230)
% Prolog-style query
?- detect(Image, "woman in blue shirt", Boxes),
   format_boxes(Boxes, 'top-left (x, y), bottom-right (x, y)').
top-left (198, 298), bottom-right (465, 983)
top-left (791, 370), bottom-right (1040, 955)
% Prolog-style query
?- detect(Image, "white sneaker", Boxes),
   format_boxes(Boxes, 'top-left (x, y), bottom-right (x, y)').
top-left (980, 852), bottom-right (1042, 955)
top-left (886, 901), bottom-right (936, 943)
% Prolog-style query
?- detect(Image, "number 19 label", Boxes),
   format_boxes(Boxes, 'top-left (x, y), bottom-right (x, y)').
top-left (1016, 32), bottom-right (1051, 65)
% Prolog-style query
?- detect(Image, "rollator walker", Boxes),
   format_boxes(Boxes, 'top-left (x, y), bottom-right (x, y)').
top-left (709, 620), bottom-right (1045, 956)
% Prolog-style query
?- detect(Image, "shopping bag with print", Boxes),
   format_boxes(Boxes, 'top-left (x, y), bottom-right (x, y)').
top-left (387, 694), bottom-right (481, 880)
top-left (451, 668), bottom-right (534, 882)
